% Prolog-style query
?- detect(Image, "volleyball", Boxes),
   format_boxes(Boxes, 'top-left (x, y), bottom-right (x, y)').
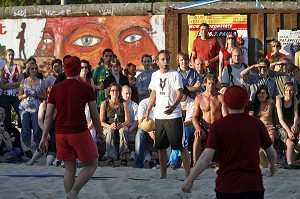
top-left (140, 118), bottom-right (155, 132)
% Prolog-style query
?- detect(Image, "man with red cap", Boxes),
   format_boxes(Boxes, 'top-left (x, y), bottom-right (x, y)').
top-left (182, 85), bottom-right (277, 199)
top-left (39, 56), bottom-right (105, 199)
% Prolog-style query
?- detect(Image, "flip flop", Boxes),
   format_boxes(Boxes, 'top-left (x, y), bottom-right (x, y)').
top-left (119, 159), bottom-right (128, 167)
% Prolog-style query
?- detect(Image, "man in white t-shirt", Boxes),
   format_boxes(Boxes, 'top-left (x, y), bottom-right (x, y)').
top-left (144, 50), bottom-right (190, 179)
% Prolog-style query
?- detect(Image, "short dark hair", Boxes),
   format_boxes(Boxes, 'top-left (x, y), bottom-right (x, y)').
top-left (102, 48), bottom-right (113, 57)
top-left (257, 57), bottom-right (270, 68)
top-left (27, 56), bottom-right (37, 64)
top-left (199, 23), bottom-right (209, 29)
top-left (81, 59), bottom-right (93, 79)
top-left (141, 54), bottom-right (151, 62)
top-left (157, 50), bottom-right (170, 59)
top-left (51, 59), bottom-right (62, 68)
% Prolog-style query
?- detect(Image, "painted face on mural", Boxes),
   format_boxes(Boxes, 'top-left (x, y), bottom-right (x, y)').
top-left (34, 16), bottom-right (158, 69)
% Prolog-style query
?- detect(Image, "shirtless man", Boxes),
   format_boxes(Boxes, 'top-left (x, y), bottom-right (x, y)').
top-left (192, 74), bottom-right (228, 165)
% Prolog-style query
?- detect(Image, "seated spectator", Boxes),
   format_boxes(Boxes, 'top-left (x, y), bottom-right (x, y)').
top-left (103, 58), bottom-right (129, 90)
top-left (193, 58), bottom-right (207, 83)
top-left (26, 86), bottom-right (57, 167)
top-left (266, 40), bottom-right (286, 61)
top-left (168, 87), bottom-right (195, 168)
top-left (100, 83), bottom-right (130, 167)
top-left (121, 85), bottom-right (138, 161)
top-left (18, 62), bottom-right (47, 147)
top-left (177, 52), bottom-right (202, 99)
top-left (135, 95), bottom-right (155, 168)
top-left (124, 63), bottom-right (139, 103)
top-left (240, 57), bottom-right (278, 100)
top-left (253, 85), bottom-right (277, 168)
top-left (276, 82), bottom-right (300, 169)
top-left (0, 121), bottom-right (13, 162)
top-left (45, 59), bottom-right (63, 88)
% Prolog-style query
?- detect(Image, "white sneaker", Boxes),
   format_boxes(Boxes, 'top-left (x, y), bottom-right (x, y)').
top-left (129, 151), bottom-right (135, 162)
top-left (144, 152), bottom-right (151, 162)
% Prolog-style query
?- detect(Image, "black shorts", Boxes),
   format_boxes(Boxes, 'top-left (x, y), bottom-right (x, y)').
top-left (155, 117), bottom-right (187, 150)
top-left (216, 190), bottom-right (264, 199)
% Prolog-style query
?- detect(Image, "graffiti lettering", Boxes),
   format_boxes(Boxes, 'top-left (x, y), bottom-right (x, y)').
top-left (0, 24), bottom-right (7, 35)
top-left (13, 9), bottom-right (27, 18)
top-left (98, 9), bottom-right (114, 16)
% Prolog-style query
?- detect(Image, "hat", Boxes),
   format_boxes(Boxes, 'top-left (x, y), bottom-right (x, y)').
top-left (63, 56), bottom-right (81, 77)
top-left (224, 86), bottom-right (248, 109)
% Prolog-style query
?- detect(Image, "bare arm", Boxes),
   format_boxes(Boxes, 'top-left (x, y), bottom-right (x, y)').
top-left (2, 132), bottom-right (13, 151)
top-left (122, 101), bottom-right (130, 126)
top-left (99, 100), bottom-right (111, 129)
top-left (34, 80), bottom-right (47, 101)
top-left (264, 145), bottom-right (277, 176)
top-left (182, 148), bottom-right (215, 193)
top-left (218, 94), bottom-right (228, 116)
top-left (144, 90), bottom-right (156, 119)
top-left (129, 120), bottom-right (138, 133)
top-left (190, 51), bottom-right (197, 66)
top-left (90, 79), bottom-right (95, 91)
top-left (292, 98), bottom-right (298, 133)
top-left (276, 98), bottom-right (293, 137)
top-left (218, 51), bottom-right (224, 81)
top-left (18, 80), bottom-right (28, 100)
top-left (192, 96), bottom-right (202, 132)
top-left (240, 64), bottom-right (257, 80)
top-left (295, 53), bottom-right (300, 66)
top-left (88, 100), bottom-right (103, 136)
top-left (38, 102), bottom-right (46, 130)
top-left (39, 103), bottom-right (55, 152)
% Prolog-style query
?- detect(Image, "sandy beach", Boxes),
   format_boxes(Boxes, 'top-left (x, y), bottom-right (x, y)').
top-left (1, 158), bottom-right (300, 199)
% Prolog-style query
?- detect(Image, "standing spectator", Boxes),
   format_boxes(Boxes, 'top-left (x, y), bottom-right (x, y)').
top-left (136, 54), bottom-right (154, 102)
top-left (18, 62), bottom-right (47, 147)
top-left (221, 47), bottom-right (248, 87)
top-left (266, 40), bottom-right (286, 61)
top-left (23, 57), bottom-right (43, 80)
top-left (276, 82), bottom-right (300, 169)
top-left (240, 57), bottom-right (278, 100)
top-left (124, 63), bottom-right (139, 104)
top-left (218, 32), bottom-right (236, 81)
top-left (79, 60), bottom-right (95, 88)
top-left (144, 50), bottom-right (190, 178)
top-left (39, 56), bottom-right (105, 199)
top-left (103, 58), bottom-right (129, 89)
top-left (0, 49), bottom-right (24, 124)
top-left (182, 86), bottom-right (277, 198)
top-left (45, 59), bottom-right (63, 89)
top-left (100, 83), bottom-right (130, 167)
top-left (92, 48), bottom-right (113, 111)
top-left (177, 52), bottom-right (202, 99)
top-left (191, 23), bottom-right (220, 77)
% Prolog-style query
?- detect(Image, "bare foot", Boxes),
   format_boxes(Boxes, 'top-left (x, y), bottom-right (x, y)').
top-left (66, 190), bottom-right (79, 199)
top-left (25, 161), bottom-right (34, 166)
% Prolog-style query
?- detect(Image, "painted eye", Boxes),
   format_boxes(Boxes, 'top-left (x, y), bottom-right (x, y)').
top-left (43, 38), bottom-right (53, 44)
top-left (123, 34), bottom-right (142, 43)
top-left (73, 36), bottom-right (101, 47)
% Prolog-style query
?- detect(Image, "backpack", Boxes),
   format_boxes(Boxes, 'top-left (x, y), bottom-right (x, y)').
top-left (227, 63), bottom-right (248, 86)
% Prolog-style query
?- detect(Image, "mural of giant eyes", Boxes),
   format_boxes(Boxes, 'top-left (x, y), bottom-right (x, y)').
top-left (123, 34), bottom-right (142, 43)
top-left (43, 38), bottom-right (53, 44)
top-left (73, 35), bottom-right (101, 47)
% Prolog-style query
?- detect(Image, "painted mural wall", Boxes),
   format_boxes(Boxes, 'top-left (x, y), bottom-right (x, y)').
top-left (0, 15), bottom-right (165, 70)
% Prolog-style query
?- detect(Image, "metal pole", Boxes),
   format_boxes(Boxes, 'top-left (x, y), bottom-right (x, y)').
top-left (61, 0), bottom-right (67, 5)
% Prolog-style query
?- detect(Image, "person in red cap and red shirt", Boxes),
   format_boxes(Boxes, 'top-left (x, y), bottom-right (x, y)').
top-left (182, 85), bottom-right (277, 199)
top-left (39, 56), bottom-right (105, 199)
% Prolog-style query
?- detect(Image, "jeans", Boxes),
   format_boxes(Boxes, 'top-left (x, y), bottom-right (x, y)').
top-left (20, 110), bottom-right (40, 145)
top-left (0, 95), bottom-right (20, 125)
top-left (167, 125), bottom-right (195, 167)
top-left (135, 128), bottom-right (152, 168)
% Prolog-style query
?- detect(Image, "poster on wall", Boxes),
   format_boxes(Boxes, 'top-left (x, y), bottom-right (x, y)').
top-left (188, 14), bottom-right (248, 64)
top-left (278, 30), bottom-right (300, 61)
top-left (0, 15), bottom-right (165, 71)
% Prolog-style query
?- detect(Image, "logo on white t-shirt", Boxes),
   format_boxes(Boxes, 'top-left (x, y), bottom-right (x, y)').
top-left (159, 78), bottom-right (167, 95)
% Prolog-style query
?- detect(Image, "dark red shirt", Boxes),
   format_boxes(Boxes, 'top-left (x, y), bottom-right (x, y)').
top-left (206, 113), bottom-right (272, 193)
top-left (48, 79), bottom-right (96, 134)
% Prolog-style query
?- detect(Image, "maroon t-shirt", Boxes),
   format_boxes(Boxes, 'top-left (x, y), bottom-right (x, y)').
top-left (206, 113), bottom-right (272, 193)
top-left (48, 79), bottom-right (96, 134)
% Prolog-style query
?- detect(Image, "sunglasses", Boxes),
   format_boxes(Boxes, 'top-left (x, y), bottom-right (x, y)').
top-left (273, 45), bottom-right (280, 48)
top-left (227, 37), bottom-right (235, 40)
top-left (0, 124), bottom-right (4, 127)
top-left (110, 89), bottom-right (119, 92)
top-left (30, 68), bottom-right (38, 71)
top-left (81, 66), bottom-right (88, 69)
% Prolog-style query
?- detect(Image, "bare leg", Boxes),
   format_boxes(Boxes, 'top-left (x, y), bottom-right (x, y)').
top-left (193, 138), bottom-right (202, 166)
top-left (63, 160), bottom-right (77, 196)
top-left (180, 147), bottom-right (190, 178)
top-left (66, 158), bottom-right (98, 199)
top-left (158, 149), bottom-right (168, 179)
top-left (25, 150), bottom-right (43, 166)
top-left (286, 139), bottom-right (295, 165)
top-left (46, 155), bottom-right (55, 167)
